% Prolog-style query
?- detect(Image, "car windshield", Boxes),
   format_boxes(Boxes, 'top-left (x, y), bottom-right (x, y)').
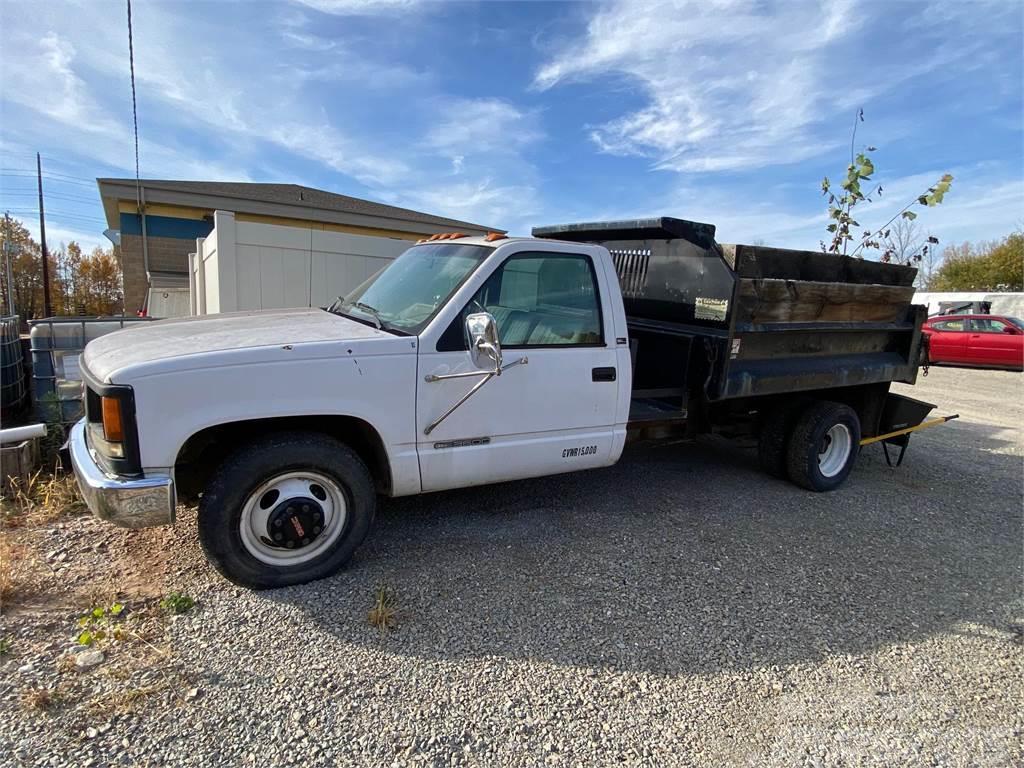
top-left (1006, 317), bottom-right (1024, 329)
top-left (327, 243), bottom-right (491, 334)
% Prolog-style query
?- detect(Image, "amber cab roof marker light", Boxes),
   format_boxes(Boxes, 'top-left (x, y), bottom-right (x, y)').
top-left (484, 232), bottom-right (507, 242)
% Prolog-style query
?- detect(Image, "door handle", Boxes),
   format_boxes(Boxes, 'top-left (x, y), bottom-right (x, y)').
top-left (592, 366), bottom-right (616, 382)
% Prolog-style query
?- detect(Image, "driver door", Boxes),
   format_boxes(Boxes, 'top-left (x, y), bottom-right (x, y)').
top-left (415, 251), bottom-right (621, 492)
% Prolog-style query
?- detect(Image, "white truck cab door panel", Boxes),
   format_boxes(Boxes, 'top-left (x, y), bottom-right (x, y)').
top-left (416, 249), bottom-right (621, 492)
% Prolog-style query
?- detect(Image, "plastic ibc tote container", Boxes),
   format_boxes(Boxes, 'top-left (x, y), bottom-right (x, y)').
top-left (29, 316), bottom-right (153, 425)
top-left (0, 315), bottom-right (27, 414)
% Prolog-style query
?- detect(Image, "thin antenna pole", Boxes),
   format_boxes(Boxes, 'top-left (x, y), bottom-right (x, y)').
top-left (37, 152), bottom-right (53, 317)
top-left (127, 0), bottom-right (141, 209)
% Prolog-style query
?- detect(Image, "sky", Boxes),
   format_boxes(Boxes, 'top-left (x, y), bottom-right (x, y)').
top-left (0, 0), bottom-right (1021, 257)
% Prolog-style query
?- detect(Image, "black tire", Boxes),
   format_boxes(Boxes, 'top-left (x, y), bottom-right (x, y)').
top-left (197, 432), bottom-right (376, 589)
top-left (757, 400), bottom-right (803, 479)
top-left (785, 401), bottom-right (861, 492)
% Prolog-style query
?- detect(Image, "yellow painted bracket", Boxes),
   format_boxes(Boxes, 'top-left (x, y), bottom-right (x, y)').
top-left (860, 415), bottom-right (960, 446)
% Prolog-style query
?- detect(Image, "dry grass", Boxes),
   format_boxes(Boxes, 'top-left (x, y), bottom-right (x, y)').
top-left (368, 584), bottom-right (398, 632)
top-left (0, 469), bottom-right (83, 613)
top-left (2, 469), bottom-right (86, 527)
top-left (20, 686), bottom-right (64, 713)
top-left (84, 678), bottom-right (177, 717)
top-left (0, 535), bottom-right (30, 612)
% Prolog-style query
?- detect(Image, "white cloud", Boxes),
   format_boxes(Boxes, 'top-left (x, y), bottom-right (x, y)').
top-left (532, 0), bottom-right (1014, 174)
top-left (21, 221), bottom-right (110, 255)
top-left (384, 178), bottom-right (539, 234)
top-left (682, 166), bottom-right (1024, 251)
top-left (2, 31), bottom-right (122, 140)
top-left (289, 0), bottom-right (420, 15)
top-left (269, 122), bottom-right (411, 187)
top-left (425, 98), bottom-right (543, 156)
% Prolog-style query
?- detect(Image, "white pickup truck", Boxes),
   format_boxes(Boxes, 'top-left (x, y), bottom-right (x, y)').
top-left (70, 218), bottom-right (935, 588)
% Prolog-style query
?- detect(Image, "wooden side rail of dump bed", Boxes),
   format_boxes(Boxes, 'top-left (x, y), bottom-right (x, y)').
top-left (719, 242), bottom-right (924, 399)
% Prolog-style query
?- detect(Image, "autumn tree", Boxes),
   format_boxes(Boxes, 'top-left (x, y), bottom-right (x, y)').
top-left (929, 232), bottom-right (1023, 291)
top-left (1, 215), bottom-right (123, 319)
top-left (76, 248), bottom-right (123, 315)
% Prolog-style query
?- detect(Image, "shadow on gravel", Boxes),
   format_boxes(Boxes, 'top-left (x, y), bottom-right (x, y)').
top-left (274, 418), bottom-right (1022, 677)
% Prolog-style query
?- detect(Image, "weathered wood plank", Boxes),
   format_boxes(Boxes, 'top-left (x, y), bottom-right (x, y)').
top-left (736, 278), bottom-right (915, 323)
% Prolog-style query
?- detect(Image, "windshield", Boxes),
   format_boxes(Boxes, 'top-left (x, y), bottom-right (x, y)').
top-left (1007, 317), bottom-right (1024, 329)
top-left (327, 243), bottom-right (491, 334)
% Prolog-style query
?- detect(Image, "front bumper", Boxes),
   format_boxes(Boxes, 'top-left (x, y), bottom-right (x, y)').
top-left (69, 420), bottom-right (175, 528)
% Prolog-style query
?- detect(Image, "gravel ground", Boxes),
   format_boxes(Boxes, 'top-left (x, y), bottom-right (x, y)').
top-left (2, 365), bottom-right (1021, 767)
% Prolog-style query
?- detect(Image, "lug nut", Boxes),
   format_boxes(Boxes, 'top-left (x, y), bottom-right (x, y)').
top-left (301, 538), bottom-right (310, 546)
top-left (274, 532), bottom-right (283, 541)
top-left (302, 504), bottom-right (310, 512)
top-left (274, 519), bottom-right (283, 527)
top-left (286, 541), bottom-right (295, 549)
top-left (312, 526), bottom-right (321, 535)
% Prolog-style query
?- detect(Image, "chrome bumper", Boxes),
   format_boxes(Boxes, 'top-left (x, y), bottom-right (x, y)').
top-left (69, 420), bottom-right (175, 528)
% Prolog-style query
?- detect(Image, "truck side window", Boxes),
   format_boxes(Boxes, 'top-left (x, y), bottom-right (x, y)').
top-left (472, 253), bottom-right (603, 347)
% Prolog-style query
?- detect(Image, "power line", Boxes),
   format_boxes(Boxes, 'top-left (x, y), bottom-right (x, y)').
top-left (3, 209), bottom-right (106, 224)
top-left (0, 191), bottom-right (100, 204)
top-left (0, 172), bottom-right (96, 188)
top-left (0, 168), bottom-right (95, 183)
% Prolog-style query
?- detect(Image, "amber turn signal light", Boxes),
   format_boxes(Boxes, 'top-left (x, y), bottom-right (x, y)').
top-left (101, 396), bottom-right (124, 442)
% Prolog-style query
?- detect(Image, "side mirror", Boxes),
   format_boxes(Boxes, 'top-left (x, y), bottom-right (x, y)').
top-left (1003, 325), bottom-right (1018, 334)
top-left (466, 312), bottom-right (502, 370)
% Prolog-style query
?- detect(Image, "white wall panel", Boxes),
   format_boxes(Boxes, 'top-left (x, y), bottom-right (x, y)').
top-left (196, 213), bottom-right (411, 314)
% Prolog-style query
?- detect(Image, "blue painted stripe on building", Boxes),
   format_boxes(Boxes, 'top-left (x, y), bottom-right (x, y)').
top-left (120, 213), bottom-right (214, 240)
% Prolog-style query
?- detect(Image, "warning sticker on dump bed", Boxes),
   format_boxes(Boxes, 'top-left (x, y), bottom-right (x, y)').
top-left (695, 297), bottom-right (729, 321)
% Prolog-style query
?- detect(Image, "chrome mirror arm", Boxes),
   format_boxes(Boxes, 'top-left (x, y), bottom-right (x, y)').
top-left (423, 356), bottom-right (528, 435)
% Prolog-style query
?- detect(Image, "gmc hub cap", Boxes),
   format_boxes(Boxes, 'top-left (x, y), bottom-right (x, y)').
top-left (264, 496), bottom-right (325, 550)
top-left (239, 471), bottom-right (348, 566)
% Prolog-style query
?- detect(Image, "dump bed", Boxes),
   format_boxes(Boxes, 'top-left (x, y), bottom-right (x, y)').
top-left (533, 217), bottom-right (925, 404)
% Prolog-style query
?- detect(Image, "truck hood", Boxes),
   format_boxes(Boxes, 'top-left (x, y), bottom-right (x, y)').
top-left (83, 308), bottom-right (395, 382)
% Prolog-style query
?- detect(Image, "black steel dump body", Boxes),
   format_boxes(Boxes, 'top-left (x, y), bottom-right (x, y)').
top-left (533, 217), bottom-right (926, 438)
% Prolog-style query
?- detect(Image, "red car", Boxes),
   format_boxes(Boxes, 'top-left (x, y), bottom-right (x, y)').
top-left (922, 314), bottom-right (1024, 370)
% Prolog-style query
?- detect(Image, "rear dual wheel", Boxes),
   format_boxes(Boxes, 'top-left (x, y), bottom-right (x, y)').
top-left (758, 400), bottom-right (861, 491)
top-left (786, 401), bottom-right (861, 491)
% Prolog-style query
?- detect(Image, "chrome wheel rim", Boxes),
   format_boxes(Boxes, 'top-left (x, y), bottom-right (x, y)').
top-left (817, 424), bottom-right (852, 478)
top-left (239, 471), bottom-right (347, 566)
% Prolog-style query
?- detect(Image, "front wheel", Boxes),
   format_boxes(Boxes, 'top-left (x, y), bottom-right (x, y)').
top-left (198, 432), bottom-right (376, 589)
top-left (785, 402), bottom-right (861, 492)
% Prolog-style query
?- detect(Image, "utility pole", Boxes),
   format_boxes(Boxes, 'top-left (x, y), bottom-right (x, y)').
top-left (37, 152), bottom-right (53, 317)
top-left (2, 213), bottom-right (16, 317)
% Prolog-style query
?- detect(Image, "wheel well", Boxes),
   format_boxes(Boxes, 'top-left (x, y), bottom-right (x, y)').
top-left (174, 416), bottom-right (392, 503)
top-left (738, 383), bottom-right (890, 439)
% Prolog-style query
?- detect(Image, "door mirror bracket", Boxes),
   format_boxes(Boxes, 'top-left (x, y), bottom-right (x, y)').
top-left (422, 311), bottom-right (528, 435)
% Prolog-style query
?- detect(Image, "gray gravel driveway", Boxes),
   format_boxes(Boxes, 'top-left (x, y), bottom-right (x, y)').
top-left (3, 365), bottom-right (1021, 766)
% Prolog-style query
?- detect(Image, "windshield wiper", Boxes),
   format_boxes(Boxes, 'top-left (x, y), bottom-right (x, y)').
top-left (354, 301), bottom-right (385, 330)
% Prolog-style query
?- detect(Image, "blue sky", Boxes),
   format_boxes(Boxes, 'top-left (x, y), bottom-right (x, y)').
top-left (1, 0), bottom-right (1021, 255)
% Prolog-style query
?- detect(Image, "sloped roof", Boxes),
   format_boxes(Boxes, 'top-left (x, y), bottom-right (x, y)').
top-left (97, 179), bottom-right (504, 234)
